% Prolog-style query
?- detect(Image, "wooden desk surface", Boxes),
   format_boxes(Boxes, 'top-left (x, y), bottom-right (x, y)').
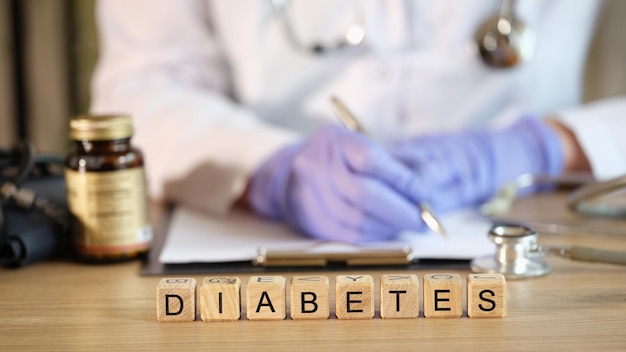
top-left (2, 196), bottom-right (626, 351)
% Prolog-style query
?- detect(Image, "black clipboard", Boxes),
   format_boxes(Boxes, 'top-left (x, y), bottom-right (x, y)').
top-left (139, 207), bottom-right (469, 275)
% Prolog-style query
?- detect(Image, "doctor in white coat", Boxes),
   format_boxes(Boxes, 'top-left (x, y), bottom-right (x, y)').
top-left (92, 0), bottom-right (626, 243)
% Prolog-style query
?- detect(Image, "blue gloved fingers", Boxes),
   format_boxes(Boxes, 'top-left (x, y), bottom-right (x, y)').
top-left (326, 146), bottom-right (426, 233)
top-left (283, 173), bottom-right (397, 243)
top-left (275, 126), bottom-right (405, 243)
top-left (334, 128), bottom-right (428, 204)
top-left (386, 135), bottom-right (457, 187)
top-left (490, 118), bottom-right (564, 184)
top-left (248, 144), bottom-right (301, 220)
top-left (384, 117), bottom-right (565, 214)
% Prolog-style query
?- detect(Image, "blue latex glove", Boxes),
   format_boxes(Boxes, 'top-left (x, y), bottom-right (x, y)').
top-left (386, 117), bottom-right (564, 213)
top-left (248, 125), bottom-right (426, 243)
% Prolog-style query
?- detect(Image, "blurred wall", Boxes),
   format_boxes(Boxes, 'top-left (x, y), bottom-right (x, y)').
top-left (0, 0), bottom-right (623, 153)
top-left (0, 0), bottom-right (97, 153)
top-left (0, 0), bottom-right (15, 149)
top-left (584, 0), bottom-right (626, 101)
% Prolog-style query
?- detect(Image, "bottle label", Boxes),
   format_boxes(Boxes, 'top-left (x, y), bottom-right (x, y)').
top-left (65, 167), bottom-right (153, 255)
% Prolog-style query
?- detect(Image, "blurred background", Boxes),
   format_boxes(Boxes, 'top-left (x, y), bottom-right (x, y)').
top-left (0, 0), bottom-right (625, 154)
top-left (0, 0), bottom-right (96, 153)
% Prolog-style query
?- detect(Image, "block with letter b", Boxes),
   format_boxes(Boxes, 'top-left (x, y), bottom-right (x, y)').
top-left (380, 274), bottom-right (419, 319)
top-left (246, 276), bottom-right (286, 320)
top-left (290, 276), bottom-right (330, 320)
top-left (335, 275), bottom-right (374, 320)
top-left (423, 273), bottom-right (462, 318)
top-left (156, 278), bottom-right (196, 322)
top-left (467, 274), bottom-right (507, 318)
top-left (200, 277), bottom-right (241, 322)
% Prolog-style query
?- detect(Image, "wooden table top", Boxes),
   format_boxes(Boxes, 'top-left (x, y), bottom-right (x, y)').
top-left (1, 194), bottom-right (626, 351)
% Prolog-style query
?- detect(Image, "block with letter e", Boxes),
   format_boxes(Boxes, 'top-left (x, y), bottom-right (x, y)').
top-left (467, 274), bottom-right (507, 318)
top-left (290, 276), bottom-right (330, 320)
top-left (380, 274), bottom-right (419, 319)
top-left (423, 274), bottom-right (462, 318)
top-left (246, 276), bottom-right (286, 320)
top-left (156, 278), bottom-right (196, 322)
top-left (200, 277), bottom-right (241, 322)
top-left (335, 275), bottom-right (374, 319)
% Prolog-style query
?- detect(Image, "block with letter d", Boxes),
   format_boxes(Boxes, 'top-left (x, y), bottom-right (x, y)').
top-left (156, 278), bottom-right (196, 322)
top-left (246, 276), bottom-right (286, 320)
top-left (290, 276), bottom-right (330, 320)
top-left (467, 274), bottom-right (507, 318)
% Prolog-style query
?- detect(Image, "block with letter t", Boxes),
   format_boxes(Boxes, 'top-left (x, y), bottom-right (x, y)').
top-left (380, 274), bottom-right (419, 319)
top-left (156, 278), bottom-right (197, 322)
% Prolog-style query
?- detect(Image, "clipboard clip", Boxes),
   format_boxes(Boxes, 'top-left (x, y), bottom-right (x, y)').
top-left (254, 246), bottom-right (413, 267)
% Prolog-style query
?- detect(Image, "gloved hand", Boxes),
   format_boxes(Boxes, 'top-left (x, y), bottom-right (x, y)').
top-left (386, 117), bottom-right (564, 213)
top-left (248, 125), bottom-right (426, 243)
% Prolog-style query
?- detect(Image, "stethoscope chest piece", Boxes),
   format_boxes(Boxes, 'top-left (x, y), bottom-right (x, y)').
top-left (471, 225), bottom-right (551, 279)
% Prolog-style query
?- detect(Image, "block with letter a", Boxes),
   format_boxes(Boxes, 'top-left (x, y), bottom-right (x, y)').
top-left (246, 276), bottom-right (286, 320)
top-left (200, 277), bottom-right (241, 322)
top-left (467, 274), bottom-right (507, 318)
top-left (156, 278), bottom-right (196, 322)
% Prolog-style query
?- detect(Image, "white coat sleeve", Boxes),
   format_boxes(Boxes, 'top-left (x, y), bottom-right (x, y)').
top-left (556, 97), bottom-right (626, 180)
top-left (91, 0), bottom-right (298, 214)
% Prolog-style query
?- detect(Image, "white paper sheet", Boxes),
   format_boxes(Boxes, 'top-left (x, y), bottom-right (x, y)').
top-left (159, 206), bottom-right (495, 264)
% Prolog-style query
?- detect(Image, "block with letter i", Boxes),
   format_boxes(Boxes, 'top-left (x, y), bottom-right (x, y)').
top-left (246, 276), bottom-right (286, 320)
top-left (467, 274), bottom-right (507, 318)
top-left (380, 274), bottom-right (419, 319)
top-left (290, 276), bottom-right (330, 320)
top-left (423, 274), bottom-right (462, 318)
top-left (335, 275), bottom-right (374, 320)
top-left (156, 278), bottom-right (196, 322)
top-left (200, 277), bottom-right (241, 322)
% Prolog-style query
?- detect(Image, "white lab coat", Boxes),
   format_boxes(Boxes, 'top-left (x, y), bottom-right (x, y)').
top-left (92, 0), bottom-right (626, 215)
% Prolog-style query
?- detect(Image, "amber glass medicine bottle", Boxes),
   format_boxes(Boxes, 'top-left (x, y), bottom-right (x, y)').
top-left (65, 115), bottom-right (152, 262)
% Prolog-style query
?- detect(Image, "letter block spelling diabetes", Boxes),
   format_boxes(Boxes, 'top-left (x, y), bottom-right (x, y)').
top-left (200, 277), bottom-right (241, 321)
top-left (467, 274), bottom-right (507, 318)
top-left (335, 275), bottom-right (375, 319)
top-left (246, 276), bottom-right (286, 320)
top-left (156, 274), bottom-right (507, 321)
top-left (156, 278), bottom-right (196, 322)
top-left (290, 276), bottom-right (330, 320)
top-left (380, 274), bottom-right (419, 319)
top-left (423, 274), bottom-right (462, 318)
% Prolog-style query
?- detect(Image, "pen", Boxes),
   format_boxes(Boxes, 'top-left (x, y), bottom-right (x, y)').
top-left (330, 95), bottom-right (447, 238)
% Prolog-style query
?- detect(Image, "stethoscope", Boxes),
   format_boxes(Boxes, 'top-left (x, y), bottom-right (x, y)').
top-left (268, 0), bottom-right (534, 68)
top-left (471, 224), bottom-right (626, 279)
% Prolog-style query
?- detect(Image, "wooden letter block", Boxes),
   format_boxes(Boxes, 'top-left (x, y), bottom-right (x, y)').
top-left (246, 276), bottom-right (286, 320)
top-left (200, 277), bottom-right (241, 322)
top-left (423, 274), bottom-right (462, 318)
top-left (290, 276), bottom-right (330, 320)
top-left (467, 274), bottom-right (507, 318)
top-left (156, 278), bottom-right (196, 322)
top-left (335, 275), bottom-right (374, 320)
top-left (380, 274), bottom-right (419, 319)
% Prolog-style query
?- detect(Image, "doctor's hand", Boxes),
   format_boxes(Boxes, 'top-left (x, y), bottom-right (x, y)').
top-left (247, 125), bottom-right (426, 243)
top-left (386, 117), bottom-right (565, 213)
